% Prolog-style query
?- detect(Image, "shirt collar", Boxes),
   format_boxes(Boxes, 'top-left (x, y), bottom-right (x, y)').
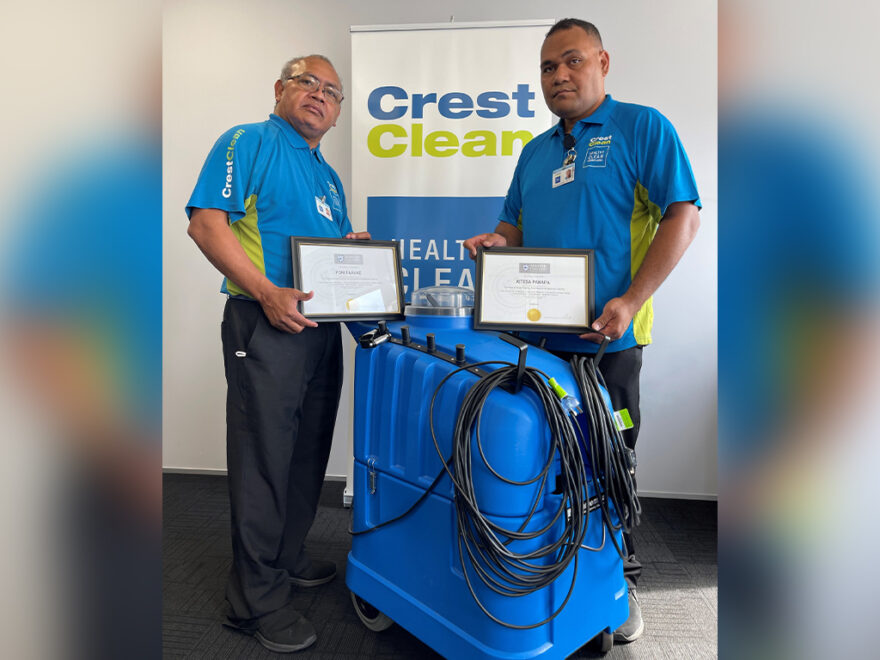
top-left (269, 113), bottom-right (325, 162)
top-left (553, 94), bottom-right (617, 139)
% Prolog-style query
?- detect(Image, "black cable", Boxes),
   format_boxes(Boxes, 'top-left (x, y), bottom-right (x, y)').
top-left (569, 355), bottom-right (641, 553)
top-left (348, 360), bottom-right (510, 537)
top-left (348, 460), bottom-right (448, 536)
top-left (349, 351), bottom-right (639, 630)
top-left (429, 362), bottom-right (591, 629)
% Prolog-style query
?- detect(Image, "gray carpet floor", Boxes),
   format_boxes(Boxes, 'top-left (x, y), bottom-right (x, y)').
top-left (163, 474), bottom-right (716, 658)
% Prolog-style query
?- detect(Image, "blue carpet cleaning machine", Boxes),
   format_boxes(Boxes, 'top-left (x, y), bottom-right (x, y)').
top-left (346, 286), bottom-right (639, 658)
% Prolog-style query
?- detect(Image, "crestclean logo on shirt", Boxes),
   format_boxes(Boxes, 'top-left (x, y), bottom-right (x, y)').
top-left (366, 84), bottom-right (537, 158)
top-left (327, 181), bottom-right (343, 211)
top-left (585, 134), bottom-right (612, 168)
top-left (221, 129), bottom-right (246, 198)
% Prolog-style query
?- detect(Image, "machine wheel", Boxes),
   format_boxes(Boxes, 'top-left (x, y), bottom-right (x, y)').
top-left (350, 591), bottom-right (393, 632)
top-left (585, 630), bottom-right (614, 654)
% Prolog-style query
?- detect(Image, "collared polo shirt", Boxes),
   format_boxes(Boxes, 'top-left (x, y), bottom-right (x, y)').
top-left (499, 95), bottom-right (701, 353)
top-left (186, 113), bottom-right (352, 296)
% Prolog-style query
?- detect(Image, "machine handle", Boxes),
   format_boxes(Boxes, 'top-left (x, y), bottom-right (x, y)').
top-left (499, 333), bottom-right (528, 393)
top-left (359, 324), bottom-right (391, 349)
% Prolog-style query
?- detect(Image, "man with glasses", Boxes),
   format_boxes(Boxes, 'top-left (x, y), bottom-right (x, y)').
top-left (186, 55), bottom-right (368, 653)
top-left (464, 19), bottom-right (701, 644)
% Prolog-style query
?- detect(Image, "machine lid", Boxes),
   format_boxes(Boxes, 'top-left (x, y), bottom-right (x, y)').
top-left (405, 285), bottom-right (474, 316)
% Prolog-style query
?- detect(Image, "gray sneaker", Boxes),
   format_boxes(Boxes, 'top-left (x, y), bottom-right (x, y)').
top-left (613, 587), bottom-right (644, 643)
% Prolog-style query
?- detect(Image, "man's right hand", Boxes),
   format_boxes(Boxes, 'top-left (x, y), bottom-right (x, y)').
top-left (463, 232), bottom-right (509, 259)
top-left (257, 286), bottom-right (318, 333)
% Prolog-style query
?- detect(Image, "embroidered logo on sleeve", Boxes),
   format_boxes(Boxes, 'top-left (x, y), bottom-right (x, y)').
top-left (221, 128), bottom-right (245, 198)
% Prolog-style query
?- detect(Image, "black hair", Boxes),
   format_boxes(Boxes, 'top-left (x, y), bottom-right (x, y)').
top-left (546, 18), bottom-right (603, 47)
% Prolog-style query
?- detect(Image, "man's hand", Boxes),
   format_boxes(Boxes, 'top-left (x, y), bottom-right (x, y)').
top-left (580, 296), bottom-right (639, 342)
top-left (345, 231), bottom-right (371, 240)
top-left (577, 202), bottom-right (699, 344)
top-left (257, 286), bottom-right (319, 334)
top-left (463, 232), bottom-right (508, 259)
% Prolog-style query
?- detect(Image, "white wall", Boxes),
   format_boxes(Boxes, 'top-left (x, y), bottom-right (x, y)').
top-left (163, 0), bottom-right (717, 498)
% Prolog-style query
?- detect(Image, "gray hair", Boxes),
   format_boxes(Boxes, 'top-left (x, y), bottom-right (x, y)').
top-left (280, 54), bottom-right (338, 84)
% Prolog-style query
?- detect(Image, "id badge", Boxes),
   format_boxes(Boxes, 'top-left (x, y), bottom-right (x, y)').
top-left (315, 196), bottom-right (333, 221)
top-left (552, 164), bottom-right (575, 188)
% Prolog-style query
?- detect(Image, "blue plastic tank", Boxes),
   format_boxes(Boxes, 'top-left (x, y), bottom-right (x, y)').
top-left (346, 286), bottom-right (627, 658)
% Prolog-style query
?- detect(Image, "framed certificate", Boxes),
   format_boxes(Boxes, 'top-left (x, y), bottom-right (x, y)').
top-left (473, 247), bottom-right (594, 333)
top-left (291, 237), bottom-right (405, 321)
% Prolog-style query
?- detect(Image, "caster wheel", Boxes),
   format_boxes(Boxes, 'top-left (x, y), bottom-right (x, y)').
top-left (586, 630), bottom-right (614, 654)
top-left (350, 591), bottom-right (393, 632)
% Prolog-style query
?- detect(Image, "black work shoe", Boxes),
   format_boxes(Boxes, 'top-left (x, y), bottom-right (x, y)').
top-left (289, 558), bottom-right (337, 587)
top-left (254, 607), bottom-right (317, 653)
top-left (225, 606), bottom-right (317, 653)
top-left (613, 586), bottom-right (644, 643)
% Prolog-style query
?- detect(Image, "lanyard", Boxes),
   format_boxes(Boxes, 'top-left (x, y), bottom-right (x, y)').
top-left (562, 133), bottom-right (577, 166)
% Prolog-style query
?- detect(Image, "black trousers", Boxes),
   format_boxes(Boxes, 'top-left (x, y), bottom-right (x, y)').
top-left (551, 346), bottom-right (644, 586)
top-left (221, 298), bottom-right (343, 623)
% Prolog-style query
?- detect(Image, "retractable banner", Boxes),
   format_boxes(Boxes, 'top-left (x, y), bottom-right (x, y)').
top-left (350, 21), bottom-right (554, 300)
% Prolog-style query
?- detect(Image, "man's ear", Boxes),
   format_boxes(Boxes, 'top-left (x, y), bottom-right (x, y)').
top-left (600, 50), bottom-right (610, 77)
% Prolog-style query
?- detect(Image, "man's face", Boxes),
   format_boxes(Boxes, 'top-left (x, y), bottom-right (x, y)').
top-left (540, 27), bottom-right (609, 125)
top-left (273, 57), bottom-right (343, 147)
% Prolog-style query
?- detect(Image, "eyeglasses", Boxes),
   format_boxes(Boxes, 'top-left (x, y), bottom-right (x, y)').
top-left (285, 73), bottom-right (344, 104)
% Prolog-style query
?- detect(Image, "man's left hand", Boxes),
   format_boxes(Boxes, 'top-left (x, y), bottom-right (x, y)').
top-left (580, 296), bottom-right (638, 341)
top-left (345, 231), bottom-right (371, 240)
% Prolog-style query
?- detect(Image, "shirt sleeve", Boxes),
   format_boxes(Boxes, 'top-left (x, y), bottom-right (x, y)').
top-left (332, 170), bottom-right (353, 236)
top-left (185, 125), bottom-right (257, 223)
top-left (498, 152), bottom-right (525, 229)
top-left (637, 109), bottom-right (701, 214)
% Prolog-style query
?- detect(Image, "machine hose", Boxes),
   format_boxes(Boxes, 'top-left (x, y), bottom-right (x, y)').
top-left (430, 361), bottom-right (590, 629)
top-left (352, 352), bottom-right (640, 630)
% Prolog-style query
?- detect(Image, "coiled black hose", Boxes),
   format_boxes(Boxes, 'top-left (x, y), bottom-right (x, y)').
top-left (568, 355), bottom-right (641, 554)
top-left (352, 351), bottom-right (640, 630)
top-left (429, 361), bottom-right (590, 629)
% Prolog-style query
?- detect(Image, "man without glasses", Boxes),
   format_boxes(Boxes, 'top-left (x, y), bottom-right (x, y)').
top-left (465, 18), bottom-right (701, 643)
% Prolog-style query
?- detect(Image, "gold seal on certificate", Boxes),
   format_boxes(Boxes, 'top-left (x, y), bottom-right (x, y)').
top-left (291, 237), bottom-right (405, 321)
top-left (473, 247), bottom-right (595, 333)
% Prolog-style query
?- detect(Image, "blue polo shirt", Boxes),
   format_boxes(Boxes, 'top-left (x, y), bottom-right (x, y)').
top-left (500, 94), bottom-right (701, 353)
top-left (186, 113), bottom-right (352, 296)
